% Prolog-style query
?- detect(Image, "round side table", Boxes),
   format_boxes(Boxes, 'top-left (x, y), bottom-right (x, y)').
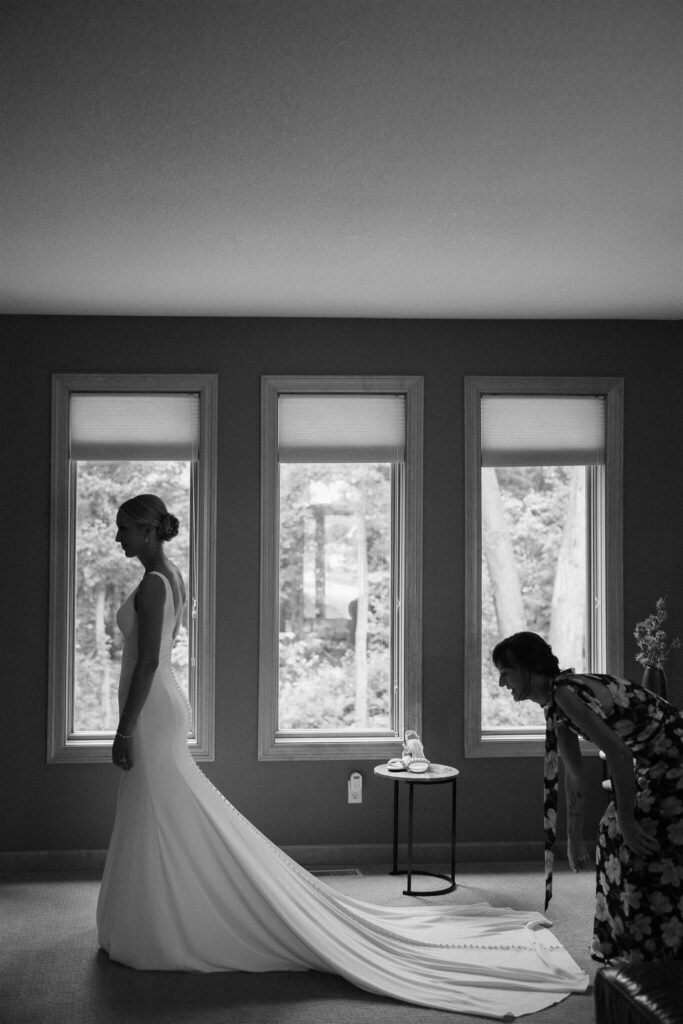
top-left (373, 762), bottom-right (459, 896)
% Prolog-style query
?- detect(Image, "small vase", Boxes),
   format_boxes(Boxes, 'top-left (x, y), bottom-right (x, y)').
top-left (642, 666), bottom-right (668, 700)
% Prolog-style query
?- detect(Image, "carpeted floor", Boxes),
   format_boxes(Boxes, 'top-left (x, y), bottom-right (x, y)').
top-left (0, 863), bottom-right (599, 1024)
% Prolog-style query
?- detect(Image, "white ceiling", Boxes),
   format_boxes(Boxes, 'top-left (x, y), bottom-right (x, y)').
top-left (2, 0), bottom-right (681, 318)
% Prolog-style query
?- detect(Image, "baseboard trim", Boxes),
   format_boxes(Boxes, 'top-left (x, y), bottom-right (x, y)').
top-left (0, 849), bottom-right (108, 872)
top-left (285, 841), bottom-right (547, 866)
top-left (0, 841), bottom-right (551, 874)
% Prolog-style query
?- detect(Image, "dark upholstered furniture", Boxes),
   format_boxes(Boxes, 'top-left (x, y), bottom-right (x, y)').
top-left (594, 963), bottom-right (683, 1024)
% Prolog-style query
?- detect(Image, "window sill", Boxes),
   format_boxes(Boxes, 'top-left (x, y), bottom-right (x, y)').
top-left (258, 733), bottom-right (404, 762)
top-left (47, 736), bottom-right (212, 764)
top-left (466, 733), bottom-right (600, 759)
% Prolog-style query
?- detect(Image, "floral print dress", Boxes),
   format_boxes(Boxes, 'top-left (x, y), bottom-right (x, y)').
top-left (544, 672), bottom-right (683, 962)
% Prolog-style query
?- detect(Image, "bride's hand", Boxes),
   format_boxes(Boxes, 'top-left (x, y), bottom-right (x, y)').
top-left (567, 837), bottom-right (592, 872)
top-left (112, 731), bottom-right (134, 771)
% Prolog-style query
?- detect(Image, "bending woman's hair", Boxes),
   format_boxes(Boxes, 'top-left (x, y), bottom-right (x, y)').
top-left (492, 631), bottom-right (561, 677)
top-left (118, 494), bottom-right (179, 542)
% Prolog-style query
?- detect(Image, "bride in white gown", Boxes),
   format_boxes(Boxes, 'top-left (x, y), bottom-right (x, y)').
top-left (97, 495), bottom-right (589, 1020)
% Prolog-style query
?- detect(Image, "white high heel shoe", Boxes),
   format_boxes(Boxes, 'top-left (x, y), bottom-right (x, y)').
top-left (404, 730), bottom-right (430, 773)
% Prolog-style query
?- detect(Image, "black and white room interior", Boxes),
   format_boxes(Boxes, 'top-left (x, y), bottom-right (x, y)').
top-left (1, 2), bottom-right (682, 1021)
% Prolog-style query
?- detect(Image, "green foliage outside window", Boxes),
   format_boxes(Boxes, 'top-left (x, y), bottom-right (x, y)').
top-left (278, 463), bottom-right (392, 731)
top-left (72, 460), bottom-right (585, 736)
top-left (74, 461), bottom-right (190, 732)
top-left (482, 465), bottom-right (586, 730)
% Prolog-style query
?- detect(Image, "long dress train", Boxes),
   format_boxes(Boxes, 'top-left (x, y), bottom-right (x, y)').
top-left (97, 573), bottom-right (589, 1019)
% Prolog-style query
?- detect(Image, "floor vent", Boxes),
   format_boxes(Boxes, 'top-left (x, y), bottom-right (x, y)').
top-left (310, 868), bottom-right (362, 879)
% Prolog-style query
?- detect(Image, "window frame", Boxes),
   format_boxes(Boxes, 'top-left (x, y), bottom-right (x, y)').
top-left (258, 375), bottom-right (423, 761)
top-left (464, 376), bottom-right (624, 758)
top-left (47, 373), bottom-right (217, 764)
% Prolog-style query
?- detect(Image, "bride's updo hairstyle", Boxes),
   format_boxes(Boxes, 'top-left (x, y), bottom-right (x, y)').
top-left (118, 494), bottom-right (179, 542)
top-left (492, 632), bottom-right (560, 677)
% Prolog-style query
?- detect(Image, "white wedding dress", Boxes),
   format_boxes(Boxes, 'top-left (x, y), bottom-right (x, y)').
top-left (97, 572), bottom-right (588, 1019)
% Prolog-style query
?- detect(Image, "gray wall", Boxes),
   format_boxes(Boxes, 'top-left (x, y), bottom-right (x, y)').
top-left (2, 317), bottom-right (681, 860)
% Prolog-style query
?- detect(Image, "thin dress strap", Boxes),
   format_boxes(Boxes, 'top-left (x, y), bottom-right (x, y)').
top-left (543, 702), bottom-right (558, 911)
top-left (542, 669), bottom-right (577, 910)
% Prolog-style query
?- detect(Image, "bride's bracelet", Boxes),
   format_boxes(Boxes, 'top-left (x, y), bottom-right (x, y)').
top-left (116, 730), bottom-right (134, 740)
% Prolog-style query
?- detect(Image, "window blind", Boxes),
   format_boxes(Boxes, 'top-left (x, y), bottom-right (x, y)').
top-left (481, 395), bottom-right (606, 466)
top-left (70, 393), bottom-right (200, 460)
top-left (278, 394), bottom-right (406, 463)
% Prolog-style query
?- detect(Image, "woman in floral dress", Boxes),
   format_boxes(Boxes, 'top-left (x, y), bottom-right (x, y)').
top-left (493, 632), bottom-right (683, 963)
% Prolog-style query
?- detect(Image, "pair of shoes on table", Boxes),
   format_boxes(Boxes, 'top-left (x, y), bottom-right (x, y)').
top-left (386, 731), bottom-right (430, 773)
top-left (403, 730), bottom-right (430, 773)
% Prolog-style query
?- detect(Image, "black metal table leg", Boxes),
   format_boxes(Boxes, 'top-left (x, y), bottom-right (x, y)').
top-left (401, 777), bottom-right (457, 896)
top-left (391, 780), bottom-right (399, 875)
top-left (450, 772), bottom-right (457, 885)
top-left (406, 781), bottom-right (415, 893)
top-left (374, 764), bottom-right (459, 897)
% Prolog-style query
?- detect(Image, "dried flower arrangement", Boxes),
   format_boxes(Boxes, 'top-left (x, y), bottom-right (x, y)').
top-left (634, 597), bottom-right (680, 670)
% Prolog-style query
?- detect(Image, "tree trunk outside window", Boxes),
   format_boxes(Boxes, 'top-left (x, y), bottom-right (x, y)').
top-left (482, 468), bottom-right (526, 637)
top-left (354, 498), bottom-right (368, 727)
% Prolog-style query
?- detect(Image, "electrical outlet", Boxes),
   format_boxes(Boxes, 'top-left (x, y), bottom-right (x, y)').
top-left (348, 771), bottom-right (363, 804)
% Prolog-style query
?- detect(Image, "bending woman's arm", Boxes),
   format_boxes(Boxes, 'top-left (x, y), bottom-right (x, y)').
top-left (555, 722), bottom-right (592, 870)
top-left (553, 685), bottom-right (659, 860)
top-left (112, 573), bottom-right (165, 770)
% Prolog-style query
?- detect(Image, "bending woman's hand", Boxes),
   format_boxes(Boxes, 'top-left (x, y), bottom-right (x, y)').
top-left (617, 816), bottom-right (659, 860)
top-left (567, 837), bottom-right (593, 872)
top-left (112, 731), bottom-right (134, 771)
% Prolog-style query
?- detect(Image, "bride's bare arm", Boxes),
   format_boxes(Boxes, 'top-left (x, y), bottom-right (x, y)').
top-left (112, 574), bottom-right (165, 769)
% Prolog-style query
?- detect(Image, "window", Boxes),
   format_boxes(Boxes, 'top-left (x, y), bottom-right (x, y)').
top-left (48, 374), bottom-right (217, 763)
top-left (259, 376), bottom-right (423, 760)
top-left (464, 377), bottom-right (623, 757)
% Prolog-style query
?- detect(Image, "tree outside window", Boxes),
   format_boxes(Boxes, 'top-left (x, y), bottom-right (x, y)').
top-left (482, 464), bottom-right (586, 731)
top-left (73, 460), bottom-right (190, 732)
top-left (464, 377), bottom-right (623, 757)
top-left (258, 376), bottom-right (423, 761)
top-left (48, 374), bottom-right (216, 764)
top-left (278, 462), bottom-right (392, 732)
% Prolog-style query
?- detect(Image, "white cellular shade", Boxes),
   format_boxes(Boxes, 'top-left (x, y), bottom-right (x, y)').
top-left (278, 394), bottom-right (406, 462)
top-left (481, 395), bottom-right (606, 466)
top-left (70, 393), bottom-right (200, 460)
